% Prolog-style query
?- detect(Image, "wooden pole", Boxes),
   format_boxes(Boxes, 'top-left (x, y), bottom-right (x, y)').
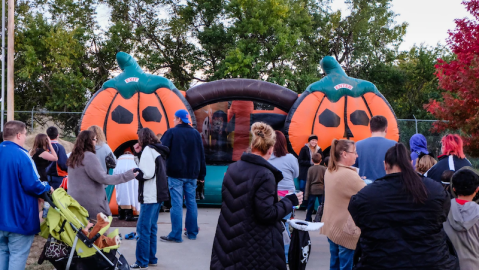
top-left (0, 0), bottom-right (5, 129)
top-left (6, 0), bottom-right (13, 121)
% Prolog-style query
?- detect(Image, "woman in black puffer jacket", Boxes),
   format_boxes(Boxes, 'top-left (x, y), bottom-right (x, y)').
top-left (348, 143), bottom-right (458, 270)
top-left (210, 122), bottom-right (303, 270)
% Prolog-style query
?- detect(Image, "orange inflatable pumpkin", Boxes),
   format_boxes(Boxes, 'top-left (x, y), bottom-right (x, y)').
top-left (80, 52), bottom-right (194, 155)
top-left (285, 56), bottom-right (399, 154)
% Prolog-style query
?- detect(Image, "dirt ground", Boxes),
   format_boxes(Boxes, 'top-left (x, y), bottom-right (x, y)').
top-left (25, 235), bottom-right (55, 270)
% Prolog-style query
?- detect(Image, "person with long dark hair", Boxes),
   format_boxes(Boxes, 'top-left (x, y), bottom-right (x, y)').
top-left (348, 143), bottom-right (458, 269)
top-left (129, 128), bottom-right (169, 269)
top-left (67, 130), bottom-right (136, 219)
top-left (30, 133), bottom-right (58, 182)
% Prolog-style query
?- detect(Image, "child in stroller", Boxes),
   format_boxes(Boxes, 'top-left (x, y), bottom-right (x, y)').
top-left (38, 188), bottom-right (129, 270)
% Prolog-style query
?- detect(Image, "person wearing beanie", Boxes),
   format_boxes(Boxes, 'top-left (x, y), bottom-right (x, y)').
top-left (298, 134), bottom-right (324, 192)
top-left (159, 109), bottom-right (206, 244)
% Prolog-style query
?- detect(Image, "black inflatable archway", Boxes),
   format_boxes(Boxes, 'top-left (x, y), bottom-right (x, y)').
top-left (185, 79), bottom-right (299, 112)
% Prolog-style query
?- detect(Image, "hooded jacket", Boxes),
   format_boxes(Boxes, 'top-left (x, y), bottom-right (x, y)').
top-left (136, 143), bottom-right (170, 204)
top-left (210, 153), bottom-right (299, 270)
top-left (444, 199), bottom-right (479, 270)
top-left (298, 143), bottom-right (323, 181)
top-left (410, 134), bottom-right (429, 168)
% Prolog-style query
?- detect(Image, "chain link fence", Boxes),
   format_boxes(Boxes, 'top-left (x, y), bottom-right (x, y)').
top-left (7, 110), bottom-right (478, 168)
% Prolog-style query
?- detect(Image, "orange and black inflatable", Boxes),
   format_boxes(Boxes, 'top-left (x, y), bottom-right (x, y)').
top-left (285, 56), bottom-right (399, 155)
top-left (80, 52), bottom-right (194, 156)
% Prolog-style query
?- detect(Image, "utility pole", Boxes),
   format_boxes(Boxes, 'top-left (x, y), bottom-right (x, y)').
top-left (1, 0), bottom-right (5, 130)
top-left (6, 0), bottom-right (13, 121)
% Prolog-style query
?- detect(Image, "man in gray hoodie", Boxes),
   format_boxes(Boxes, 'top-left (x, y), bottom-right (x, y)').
top-left (444, 167), bottom-right (479, 270)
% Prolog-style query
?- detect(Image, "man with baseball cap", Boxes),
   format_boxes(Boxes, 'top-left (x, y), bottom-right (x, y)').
top-left (160, 109), bottom-right (206, 243)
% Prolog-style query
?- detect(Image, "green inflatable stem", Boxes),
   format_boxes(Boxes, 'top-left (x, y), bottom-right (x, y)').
top-left (103, 52), bottom-right (177, 99)
top-left (306, 56), bottom-right (379, 102)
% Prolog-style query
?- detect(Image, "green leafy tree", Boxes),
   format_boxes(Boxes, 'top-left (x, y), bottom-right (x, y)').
top-left (326, 0), bottom-right (407, 76)
top-left (364, 45), bottom-right (448, 119)
top-left (14, 10), bottom-right (94, 132)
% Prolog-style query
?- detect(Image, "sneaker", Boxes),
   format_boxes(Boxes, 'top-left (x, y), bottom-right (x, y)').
top-left (160, 236), bottom-right (181, 243)
top-left (149, 263), bottom-right (158, 266)
top-left (183, 231), bottom-right (196, 240)
top-left (130, 263), bottom-right (148, 269)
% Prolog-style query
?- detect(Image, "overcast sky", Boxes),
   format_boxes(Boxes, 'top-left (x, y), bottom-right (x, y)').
top-left (330, 0), bottom-right (470, 51)
top-left (97, 0), bottom-right (471, 51)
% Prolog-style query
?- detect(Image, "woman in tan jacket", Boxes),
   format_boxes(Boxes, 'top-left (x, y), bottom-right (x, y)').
top-left (321, 139), bottom-right (366, 270)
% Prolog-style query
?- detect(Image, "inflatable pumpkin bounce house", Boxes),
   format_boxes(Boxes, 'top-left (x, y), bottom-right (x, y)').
top-left (80, 53), bottom-right (399, 209)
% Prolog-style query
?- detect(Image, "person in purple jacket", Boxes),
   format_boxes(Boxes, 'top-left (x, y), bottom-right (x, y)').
top-left (0, 121), bottom-right (52, 270)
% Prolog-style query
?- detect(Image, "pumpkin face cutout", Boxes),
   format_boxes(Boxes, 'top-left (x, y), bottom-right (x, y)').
top-left (285, 56), bottom-right (399, 155)
top-left (80, 52), bottom-right (194, 156)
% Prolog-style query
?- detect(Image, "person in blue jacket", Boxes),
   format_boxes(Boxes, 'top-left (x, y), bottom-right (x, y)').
top-left (46, 126), bottom-right (69, 189)
top-left (0, 121), bottom-right (52, 270)
top-left (159, 109), bottom-right (206, 243)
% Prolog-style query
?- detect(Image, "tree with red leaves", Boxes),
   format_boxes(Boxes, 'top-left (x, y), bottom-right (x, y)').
top-left (426, 0), bottom-right (479, 156)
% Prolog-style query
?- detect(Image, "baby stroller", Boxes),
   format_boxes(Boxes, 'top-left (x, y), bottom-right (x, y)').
top-left (38, 188), bottom-right (129, 270)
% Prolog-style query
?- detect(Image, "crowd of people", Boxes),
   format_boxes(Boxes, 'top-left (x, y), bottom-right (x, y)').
top-left (0, 111), bottom-right (478, 270)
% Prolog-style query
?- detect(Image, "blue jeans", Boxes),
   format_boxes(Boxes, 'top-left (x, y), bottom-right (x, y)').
top-left (283, 212), bottom-right (292, 263)
top-left (0, 230), bottom-right (35, 270)
top-left (168, 178), bottom-right (198, 242)
top-left (305, 194), bottom-right (323, 222)
top-left (135, 203), bottom-right (161, 267)
top-left (328, 238), bottom-right (354, 270)
top-left (48, 175), bottom-right (64, 189)
top-left (299, 179), bottom-right (306, 192)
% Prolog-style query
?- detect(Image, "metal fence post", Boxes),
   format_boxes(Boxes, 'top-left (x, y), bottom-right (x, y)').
top-left (31, 107), bottom-right (34, 132)
top-left (413, 115), bottom-right (418, 134)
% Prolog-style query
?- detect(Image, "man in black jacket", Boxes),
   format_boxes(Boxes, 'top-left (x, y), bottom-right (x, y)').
top-left (160, 109), bottom-right (206, 243)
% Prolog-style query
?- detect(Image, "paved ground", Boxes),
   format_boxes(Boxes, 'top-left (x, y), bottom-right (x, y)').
top-left (114, 207), bottom-right (330, 269)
